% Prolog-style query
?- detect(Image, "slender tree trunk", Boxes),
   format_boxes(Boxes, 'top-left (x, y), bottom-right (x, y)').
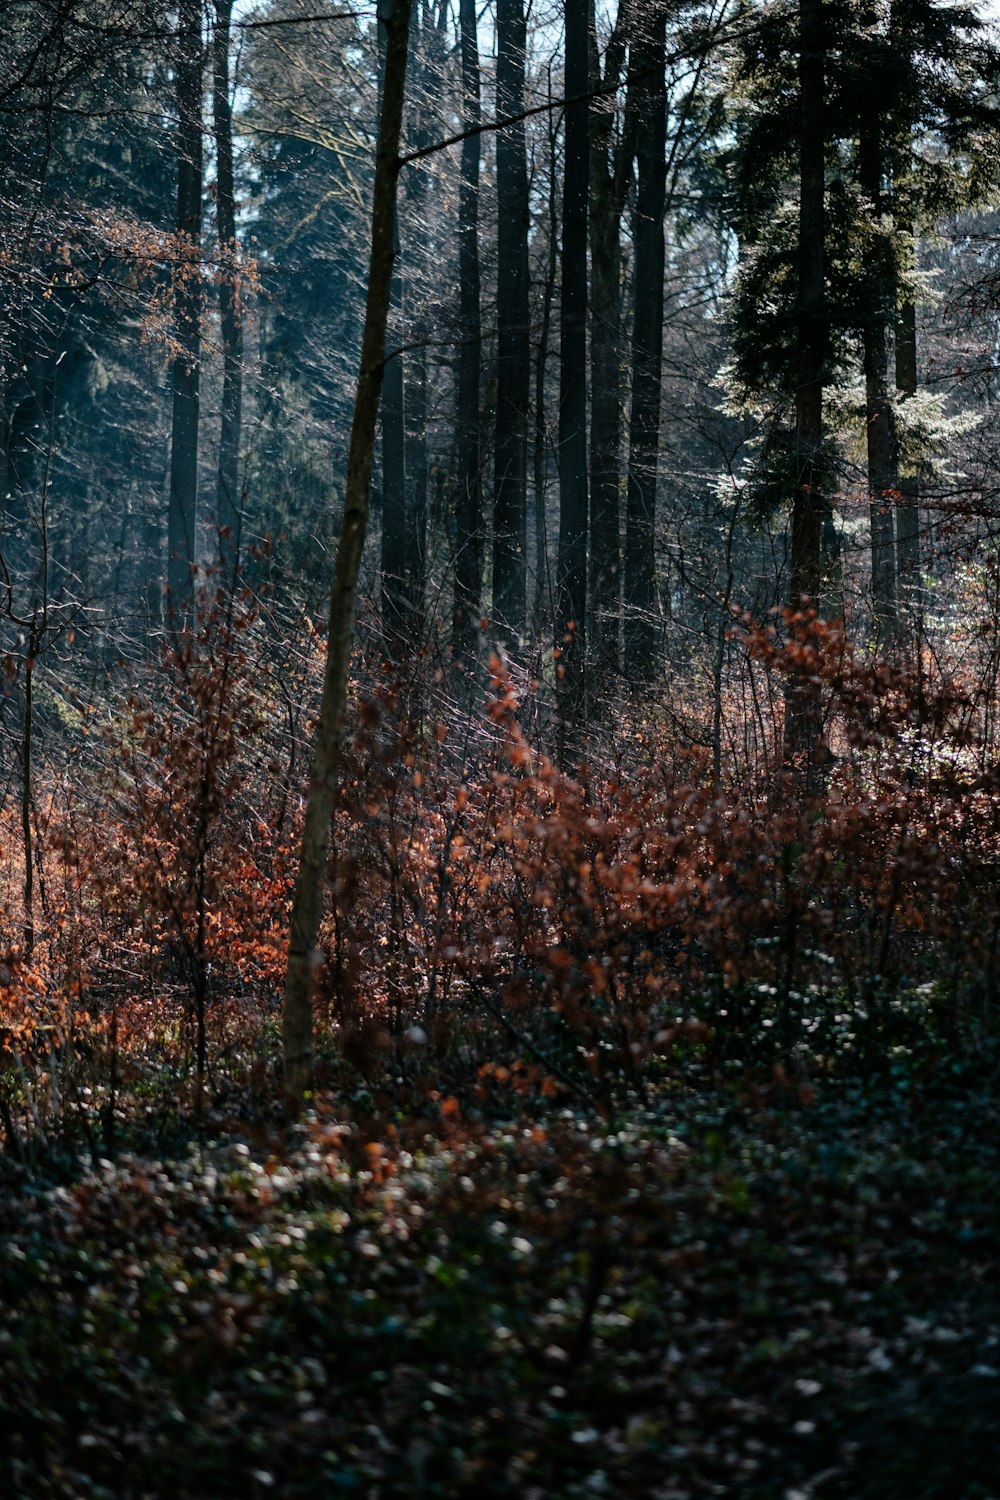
top-left (493, 0), bottom-right (530, 647)
top-left (587, 0), bottom-right (631, 696)
top-left (889, 0), bottom-right (921, 653)
top-left (895, 297), bottom-right (921, 639)
top-left (21, 609), bottom-right (37, 960)
top-left (381, 226), bottom-right (408, 651)
top-left (785, 0), bottom-right (826, 769)
top-left (168, 0), bottom-right (203, 622)
top-left (452, 0), bottom-right (483, 666)
top-left (624, 3), bottom-right (666, 683)
top-left (556, 0), bottom-right (590, 740)
top-left (379, 10), bottom-right (408, 655)
top-left (406, 323), bottom-right (428, 621)
top-left (859, 106), bottom-right (897, 642)
top-left (531, 71), bottom-right (559, 635)
top-left (213, 0), bottom-right (243, 581)
top-left (283, 0), bottom-right (412, 1106)
top-left (404, 2), bottom-right (444, 634)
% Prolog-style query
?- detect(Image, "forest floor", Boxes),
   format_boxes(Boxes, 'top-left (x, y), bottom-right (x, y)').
top-left (1, 1044), bottom-right (999, 1500)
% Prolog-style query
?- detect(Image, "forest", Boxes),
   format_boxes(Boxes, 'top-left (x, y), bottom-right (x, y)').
top-left (2, 0), bottom-right (1000, 1494)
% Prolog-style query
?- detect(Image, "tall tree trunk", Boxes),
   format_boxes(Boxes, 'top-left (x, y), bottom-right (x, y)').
top-left (404, 1), bottom-right (443, 634)
top-left (556, 0), bottom-right (590, 740)
top-left (167, 0), bottom-right (203, 623)
top-left (624, 3), bottom-right (666, 683)
top-left (405, 323), bottom-right (428, 621)
top-left (895, 296), bottom-right (921, 642)
top-left (587, 0), bottom-right (631, 696)
top-left (380, 26), bottom-right (408, 656)
top-left (452, 0), bottom-right (483, 666)
top-left (785, 0), bottom-right (826, 769)
top-left (283, 0), bottom-right (413, 1106)
top-left (531, 68), bottom-right (559, 635)
top-left (493, 0), bottom-right (530, 647)
top-left (859, 104), bottom-right (897, 643)
top-left (213, 0), bottom-right (243, 581)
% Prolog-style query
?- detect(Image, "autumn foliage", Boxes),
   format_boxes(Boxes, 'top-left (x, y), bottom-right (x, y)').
top-left (3, 601), bottom-right (1000, 1498)
top-left (5, 593), bottom-right (997, 1157)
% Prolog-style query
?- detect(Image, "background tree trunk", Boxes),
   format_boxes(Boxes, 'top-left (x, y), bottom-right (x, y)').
top-left (789, 0), bottom-right (825, 613)
top-left (492, 0), bottom-right (530, 647)
top-left (452, 0), bottom-right (483, 667)
top-left (624, 3), bottom-right (666, 683)
top-left (895, 296), bottom-right (921, 644)
top-left (379, 19), bottom-right (409, 658)
top-left (167, 0), bottom-right (204, 622)
top-left (404, 2), bottom-right (445, 634)
top-left (405, 321), bottom-right (428, 623)
top-left (556, 0), bottom-right (590, 740)
top-left (531, 69), bottom-right (559, 636)
top-left (785, 0), bottom-right (827, 769)
top-left (213, 0), bottom-right (243, 581)
top-left (587, 0), bottom-right (631, 698)
top-left (860, 105), bottom-right (897, 643)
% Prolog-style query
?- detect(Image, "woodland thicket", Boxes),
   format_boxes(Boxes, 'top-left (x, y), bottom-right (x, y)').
top-left (2, 1), bottom-right (1000, 1496)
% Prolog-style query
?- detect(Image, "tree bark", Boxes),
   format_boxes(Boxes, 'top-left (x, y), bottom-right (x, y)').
top-left (785, 0), bottom-right (826, 770)
top-left (283, 0), bottom-right (413, 1106)
top-left (213, 0), bottom-right (243, 582)
top-left (404, 2), bottom-right (445, 634)
top-left (895, 296), bottom-right (921, 640)
top-left (587, 0), bottom-right (631, 696)
top-left (532, 73), bottom-right (559, 636)
top-left (379, 22), bottom-right (409, 657)
top-left (556, 0), bottom-right (590, 741)
top-left (405, 317), bottom-right (428, 622)
top-left (492, 0), bottom-right (530, 647)
top-left (452, 0), bottom-right (483, 666)
top-left (167, 0), bottom-right (203, 623)
top-left (624, 3), bottom-right (666, 683)
top-left (859, 103), bottom-right (897, 643)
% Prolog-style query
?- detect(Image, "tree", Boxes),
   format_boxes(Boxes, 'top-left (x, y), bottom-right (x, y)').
top-left (587, 0), bottom-right (634, 691)
top-left (1, 1), bottom-right (176, 617)
top-left (895, 294), bottom-right (921, 637)
top-left (857, 39), bottom-right (897, 639)
top-left (379, 16), bottom-right (409, 652)
top-left (624, 0), bottom-right (667, 682)
top-left (492, 0), bottom-right (530, 647)
top-left (240, 0), bottom-right (375, 596)
top-left (787, 0), bottom-right (826, 623)
top-left (848, 0), bottom-right (1000, 646)
top-left (730, 0), bottom-right (1000, 688)
top-left (402, 2), bottom-right (448, 634)
top-left (212, 0), bottom-right (244, 579)
top-left (556, 0), bottom-right (590, 736)
top-left (451, 0), bottom-right (484, 668)
top-left (167, 0), bottom-right (205, 621)
top-left (283, 0), bottom-right (413, 1105)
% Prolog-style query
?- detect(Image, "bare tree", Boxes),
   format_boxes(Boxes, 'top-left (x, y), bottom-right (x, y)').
top-left (283, 0), bottom-right (413, 1105)
top-left (167, 0), bottom-right (204, 620)
top-left (556, 0), bottom-right (590, 737)
top-left (624, 1), bottom-right (667, 682)
top-left (492, 0), bottom-right (530, 646)
top-left (452, 0), bottom-right (483, 667)
top-left (785, 0), bottom-right (827, 769)
top-left (213, 0), bottom-right (244, 579)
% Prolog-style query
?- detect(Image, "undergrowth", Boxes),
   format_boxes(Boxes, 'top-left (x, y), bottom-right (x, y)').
top-left (2, 610), bottom-right (1000, 1496)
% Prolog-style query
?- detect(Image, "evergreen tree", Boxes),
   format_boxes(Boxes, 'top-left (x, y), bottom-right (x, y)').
top-left (729, 0), bottom-right (1000, 663)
